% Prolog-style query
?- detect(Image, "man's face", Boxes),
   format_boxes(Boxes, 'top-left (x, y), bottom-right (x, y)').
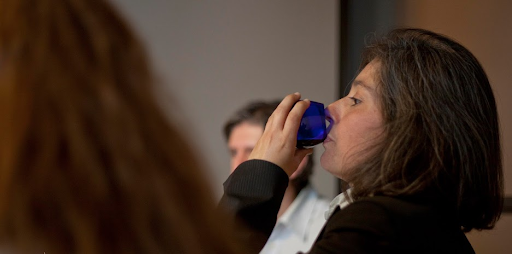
top-left (227, 122), bottom-right (263, 172)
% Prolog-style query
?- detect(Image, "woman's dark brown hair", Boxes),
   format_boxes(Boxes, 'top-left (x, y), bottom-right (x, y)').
top-left (0, 0), bottom-right (242, 253)
top-left (347, 28), bottom-right (503, 232)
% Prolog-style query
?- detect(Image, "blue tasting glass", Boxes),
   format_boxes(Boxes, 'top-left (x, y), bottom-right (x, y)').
top-left (297, 101), bottom-right (330, 148)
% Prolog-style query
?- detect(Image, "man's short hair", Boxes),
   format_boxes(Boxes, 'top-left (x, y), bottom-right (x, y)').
top-left (223, 100), bottom-right (280, 141)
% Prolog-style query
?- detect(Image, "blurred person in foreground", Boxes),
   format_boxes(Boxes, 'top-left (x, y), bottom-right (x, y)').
top-left (224, 100), bottom-right (334, 254)
top-left (220, 28), bottom-right (504, 253)
top-left (0, 0), bottom-right (244, 253)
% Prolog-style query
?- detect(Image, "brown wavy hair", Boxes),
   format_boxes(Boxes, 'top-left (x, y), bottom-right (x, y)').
top-left (346, 28), bottom-right (503, 232)
top-left (0, 0), bottom-right (243, 253)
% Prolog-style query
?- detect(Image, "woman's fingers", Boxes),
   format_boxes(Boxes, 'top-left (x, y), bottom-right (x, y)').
top-left (284, 99), bottom-right (310, 145)
top-left (266, 92), bottom-right (301, 130)
top-left (295, 147), bottom-right (314, 166)
top-left (249, 93), bottom-right (312, 176)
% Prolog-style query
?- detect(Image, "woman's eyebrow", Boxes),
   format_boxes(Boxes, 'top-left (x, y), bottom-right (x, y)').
top-left (352, 80), bottom-right (376, 94)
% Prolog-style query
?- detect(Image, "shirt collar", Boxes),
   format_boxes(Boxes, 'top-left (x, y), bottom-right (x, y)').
top-left (324, 188), bottom-right (352, 220)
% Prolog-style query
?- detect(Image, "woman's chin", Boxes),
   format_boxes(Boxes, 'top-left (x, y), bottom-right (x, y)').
top-left (321, 154), bottom-right (346, 180)
top-left (320, 153), bottom-right (333, 173)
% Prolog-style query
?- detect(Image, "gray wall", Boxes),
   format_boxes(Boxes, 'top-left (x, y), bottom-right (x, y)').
top-left (110, 0), bottom-right (339, 199)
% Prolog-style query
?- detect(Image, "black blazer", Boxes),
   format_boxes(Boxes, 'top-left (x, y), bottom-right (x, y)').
top-left (220, 160), bottom-right (475, 254)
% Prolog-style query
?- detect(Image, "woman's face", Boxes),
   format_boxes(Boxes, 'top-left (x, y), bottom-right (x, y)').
top-left (321, 60), bottom-right (384, 180)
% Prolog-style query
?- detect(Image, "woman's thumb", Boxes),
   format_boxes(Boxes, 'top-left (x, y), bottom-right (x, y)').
top-left (296, 147), bottom-right (314, 161)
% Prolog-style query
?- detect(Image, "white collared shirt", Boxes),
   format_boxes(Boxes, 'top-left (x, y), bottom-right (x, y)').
top-left (259, 185), bottom-right (331, 254)
top-left (324, 188), bottom-right (351, 220)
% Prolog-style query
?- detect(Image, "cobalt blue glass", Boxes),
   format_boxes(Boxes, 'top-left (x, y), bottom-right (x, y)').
top-left (297, 101), bottom-right (329, 148)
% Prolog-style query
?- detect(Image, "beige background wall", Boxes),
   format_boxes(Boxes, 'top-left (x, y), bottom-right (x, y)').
top-left (395, 1), bottom-right (512, 253)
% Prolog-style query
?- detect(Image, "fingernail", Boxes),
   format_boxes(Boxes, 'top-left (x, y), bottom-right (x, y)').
top-left (294, 92), bottom-right (300, 95)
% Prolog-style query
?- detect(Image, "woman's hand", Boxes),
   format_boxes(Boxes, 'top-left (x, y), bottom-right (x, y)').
top-left (248, 93), bottom-right (314, 176)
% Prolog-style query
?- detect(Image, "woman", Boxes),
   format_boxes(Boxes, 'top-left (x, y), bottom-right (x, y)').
top-left (221, 28), bottom-right (503, 253)
top-left (0, 0), bottom-right (244, 253)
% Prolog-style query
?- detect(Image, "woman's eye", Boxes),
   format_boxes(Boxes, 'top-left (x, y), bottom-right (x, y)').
top-left (349, 97), bottom-right (361, 105)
